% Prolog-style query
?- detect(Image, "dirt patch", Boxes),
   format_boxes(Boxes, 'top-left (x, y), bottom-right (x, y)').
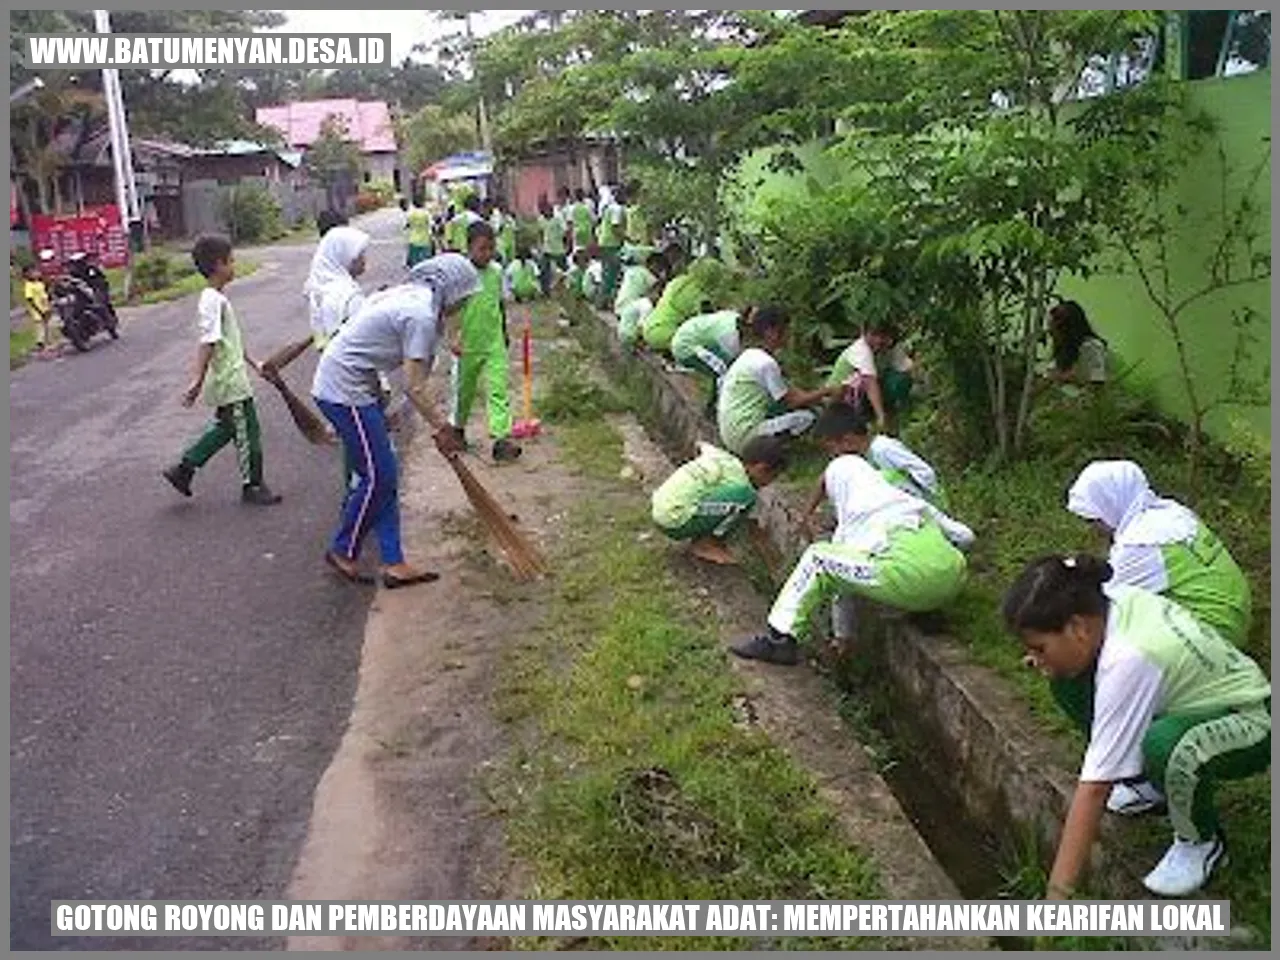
top-left (284, 389), bottom-right (581, 951)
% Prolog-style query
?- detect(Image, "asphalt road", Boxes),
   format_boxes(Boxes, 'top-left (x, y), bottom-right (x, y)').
top-left (10, 208), bottom-right (409, 949)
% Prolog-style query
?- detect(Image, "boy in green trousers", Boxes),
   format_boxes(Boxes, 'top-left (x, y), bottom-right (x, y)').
top-left (449, 221), bottom-right (522, 464)
top-left (164, 235), bottom-right (281, 505)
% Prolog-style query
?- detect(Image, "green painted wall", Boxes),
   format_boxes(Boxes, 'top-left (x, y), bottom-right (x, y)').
top-left (1057, 69), bottom-right (1271, 449)
top-left (723, 70), bottom-right (1272, 449)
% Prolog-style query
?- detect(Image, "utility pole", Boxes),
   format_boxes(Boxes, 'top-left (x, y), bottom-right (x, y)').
top-left (94, 10), bottom-right (145, 295)
top-left (464, 13), bottom-right (492, 154)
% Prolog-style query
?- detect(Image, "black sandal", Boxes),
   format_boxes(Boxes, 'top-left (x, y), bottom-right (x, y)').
top-left (382, 570), bottom-right (441, 589)
top-left (325, 551), bottom-right (375, 585)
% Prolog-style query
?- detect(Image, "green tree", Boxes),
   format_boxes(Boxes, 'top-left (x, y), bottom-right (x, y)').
top-left (305, 114), bottom-right (365, 210)
top-left (398, 104), bottom-right (477, 175)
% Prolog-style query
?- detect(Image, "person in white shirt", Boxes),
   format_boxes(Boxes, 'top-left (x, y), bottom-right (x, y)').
top-left (1002, 553), bottom-right (1270, 898)
top-left (1047, 300), bottom-right (1108, 385)
top-left (732, 403), bottom-right (974, 666)
top-left (829, 405), bottom-right (949, 510)
top-left (716, 305), bottom-right (842, 456)
top-left (827, 319), bottom-right (915, 431)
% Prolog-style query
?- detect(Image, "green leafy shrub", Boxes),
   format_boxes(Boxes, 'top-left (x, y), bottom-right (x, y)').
top-left (219, 183), bottom-right (284, 244)
top-left (132, 251), bottom-right (175, 294)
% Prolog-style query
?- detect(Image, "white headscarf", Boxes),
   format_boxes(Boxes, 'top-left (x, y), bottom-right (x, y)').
top-left (407, 252), bottom-right (482, 311)
top-left (304, 226), bottom-right (370, 341)
top-left (1067, 460), bottom-right (1198, 546)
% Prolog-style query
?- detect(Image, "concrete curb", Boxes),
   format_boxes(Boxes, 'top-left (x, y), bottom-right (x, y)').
top-left (564, 299), bottom-right (1155, 901)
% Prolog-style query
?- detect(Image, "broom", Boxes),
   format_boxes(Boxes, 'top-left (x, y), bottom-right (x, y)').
top-left (412, 386), bottom-right (548, 581)
top-left (256, 363), bottom-right (336, 446)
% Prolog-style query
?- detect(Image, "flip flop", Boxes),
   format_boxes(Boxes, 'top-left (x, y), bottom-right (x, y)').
top-left (382, 570), bottom-right (441, 589)
top-left (325, 551), bottom-right (375, 585)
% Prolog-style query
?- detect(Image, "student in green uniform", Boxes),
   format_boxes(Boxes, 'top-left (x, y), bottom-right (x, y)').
top-left (827, 319), bottom-right (916, 432)
top-left (164, 235), bottom-right (281, 506)
top-left (731, 407), bottom-right (973, 666)
top-left (671, 307), bottom-right (745, 383)
top-left (571, 187), bottom-right (595, 254)
top-left (652, 435), bottom-right (788, 566)
top-left (504, 246), bottom-right (541, 303)
top-left (449, 221), bottom-right (522, 464)
top-left (492, 201), bottom-right (517, 265)
top-left (446, 194), bottom-right (483, 253)
top-left (537, 195), bottom-right (569, 295)
top-left (565, 249), bottom-right (590, 299)
top-left (624, 180), bottom-right (649, 247)
top-left (640, 257), bottom-right (726, 353)
top-left (830, 406), bottom-right (949, 510)
top-left (614, 250), bottom-right (665, 314)
top-left (1059, 459), bottom-right (1255, 817)
top-left (715, 305), bottom-right (841, 456)
top-left (405, 200), bottom-right (433, 268)
top-left (596, 186), bottom-right (626, 302)
top-left (1003, 553), bottom-right (1270, 898)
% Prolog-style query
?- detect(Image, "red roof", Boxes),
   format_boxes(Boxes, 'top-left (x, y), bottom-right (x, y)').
top-left (255, 99), bottom-right (397, 154)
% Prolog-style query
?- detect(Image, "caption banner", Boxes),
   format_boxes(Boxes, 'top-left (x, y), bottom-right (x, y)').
top-left (54, 900), bottom-right (1230, 938)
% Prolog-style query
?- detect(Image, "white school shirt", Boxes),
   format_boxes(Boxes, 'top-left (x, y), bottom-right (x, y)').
top-left (868, 435), bottom-right (939, 499)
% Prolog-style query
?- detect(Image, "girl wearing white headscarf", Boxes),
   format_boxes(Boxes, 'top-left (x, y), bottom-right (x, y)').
top-left (1067, 460), bottom-right (1252, 647)
top-left (312, 254), bottom-right (480, 590)
top-left (305, 226), bottom-right (371, 350)
top-left (1056, 459), bottom-right (1253, 820)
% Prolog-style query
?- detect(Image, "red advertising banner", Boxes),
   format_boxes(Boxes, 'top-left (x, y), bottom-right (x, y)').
top-left (30, 204), bottom-right (130, 274)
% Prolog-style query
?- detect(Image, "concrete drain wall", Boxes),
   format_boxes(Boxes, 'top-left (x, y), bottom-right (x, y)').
top-left (563, 299), bottom-right (1150, 901)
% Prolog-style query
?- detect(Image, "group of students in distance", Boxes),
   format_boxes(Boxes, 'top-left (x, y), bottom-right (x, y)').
top-left (584, 254), bottom-right (1268, 902)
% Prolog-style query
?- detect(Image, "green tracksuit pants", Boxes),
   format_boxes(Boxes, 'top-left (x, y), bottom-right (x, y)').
top-left (181, 397), bottom-right (264, 488)
top-left (1052, 672), bottom-right (1270, 841)
top-left (449, 340), bottom-right (512, 441)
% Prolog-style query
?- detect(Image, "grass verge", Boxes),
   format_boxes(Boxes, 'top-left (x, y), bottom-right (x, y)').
top-left (556, 291), bottom-right (1270, 948)
top-left (492, 416), bottom-right (888, 950)
top-left (10, 325), bottom-right (39, 369)
top-left (104, 257), bottom-right (261, 306)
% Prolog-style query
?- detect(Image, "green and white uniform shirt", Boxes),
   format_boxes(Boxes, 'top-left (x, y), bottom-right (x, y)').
top-left (197, 287), bottom-right (253, 408)
top-left (572, 201), bottom-right (594, 250)
top-left (540, 210), bottom-right (568, 258)
top-left (596, 199), bottom-right (625, 249)
top-left (652, 442), bottom-right (757, 539)
top-left (1078, 585), bottom-right (1270, 785)
top-left (671, 310), bottom-right (742, 377)
top-left (614, 264), bottom-right (658, 313)
top-left (716, 348), bottom-right (791, 456)
top-left (868, 435), bottom-right (947, 509)
top-left (1068, 461), bottom-right (1252, 646)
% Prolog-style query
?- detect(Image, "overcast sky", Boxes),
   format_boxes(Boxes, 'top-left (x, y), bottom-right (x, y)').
top-left (269, 10), bottom-right (536, 65)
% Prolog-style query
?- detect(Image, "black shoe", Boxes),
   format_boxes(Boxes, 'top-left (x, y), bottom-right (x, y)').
top-left (163, 462), bottom-right (194, 497)
top-left (493, 438), bottom-right (523, 463)
top-left (242, 485), bottom-right (283, 506)
top-left (731, 628), bottom-right (800, 666)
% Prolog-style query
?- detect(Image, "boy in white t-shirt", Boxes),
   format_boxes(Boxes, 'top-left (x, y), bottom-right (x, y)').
top-left (834, 405), bottom-right (949, 510)
top-left (716, 305), bottom-right (842, 456)
top-left (827, 319), bottom-right (915, 431)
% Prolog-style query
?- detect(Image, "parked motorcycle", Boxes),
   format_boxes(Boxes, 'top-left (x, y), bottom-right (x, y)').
top-left (49, 256), bottom-right (119, 352)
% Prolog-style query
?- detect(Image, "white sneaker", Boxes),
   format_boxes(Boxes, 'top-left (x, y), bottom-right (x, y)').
top-left (1107, 779), bottom-right (1166, 815)
top-left (1143, 835), bottom-right (1227, 897)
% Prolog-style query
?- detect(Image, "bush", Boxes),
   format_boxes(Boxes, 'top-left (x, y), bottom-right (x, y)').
top-left (354, 191), bottom-right (382, 214)
top-left (132, 251), bottom-right (176, 293)
top-left (219, 183), bottom-right (284, 244)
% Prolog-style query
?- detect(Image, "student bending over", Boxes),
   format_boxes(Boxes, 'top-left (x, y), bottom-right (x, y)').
top-left (1003, 554), bottom-right (1270, 898)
